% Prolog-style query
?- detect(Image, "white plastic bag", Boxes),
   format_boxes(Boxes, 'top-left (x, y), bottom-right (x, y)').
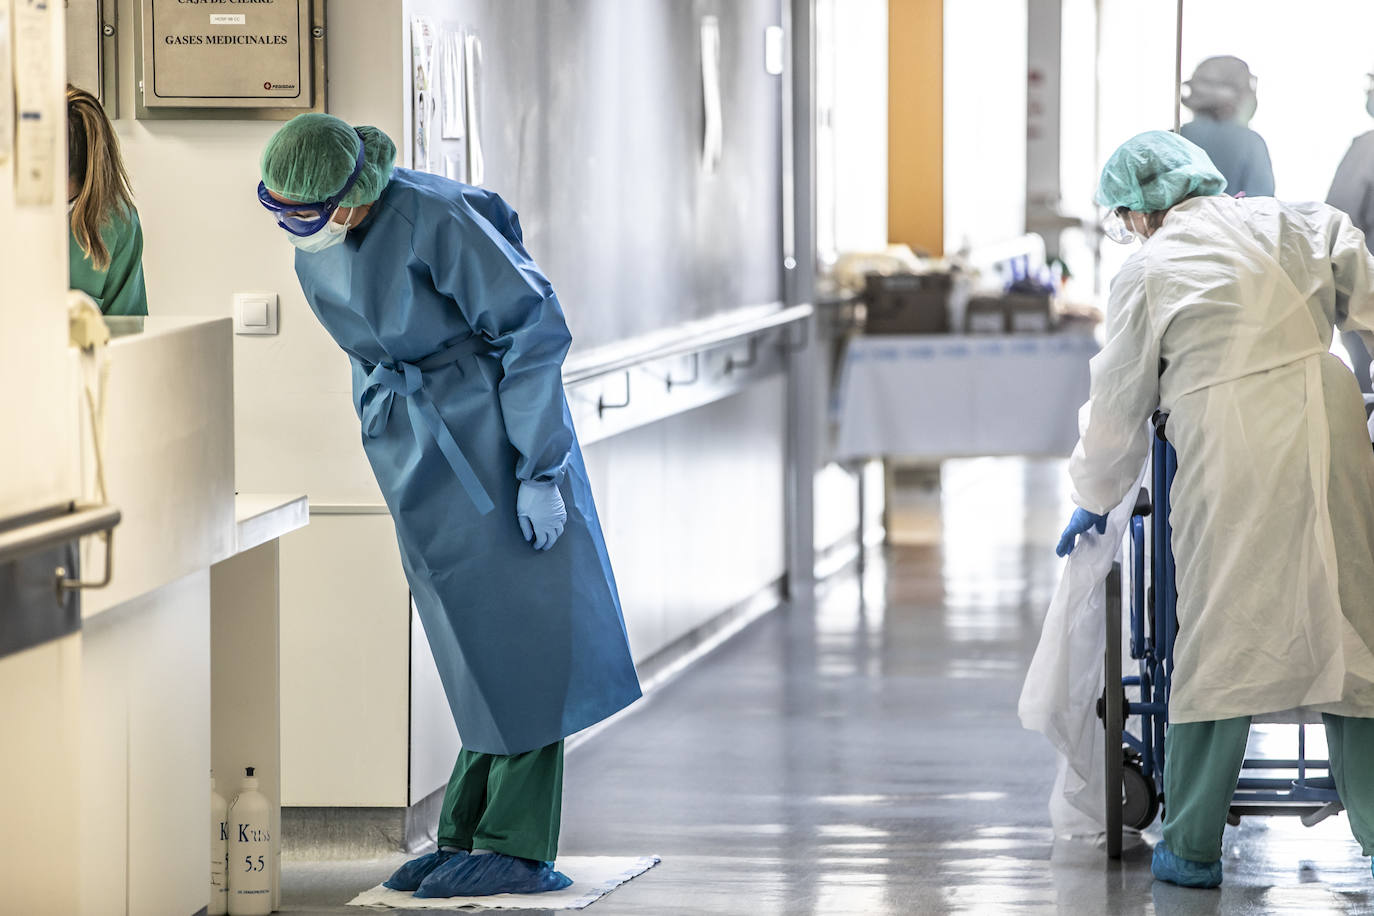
top-left (1019, 471), bottom-right (1143, 829)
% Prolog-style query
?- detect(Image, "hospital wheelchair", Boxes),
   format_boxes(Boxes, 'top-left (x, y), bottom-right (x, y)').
top-left (1099, 411), bottom-right (1344, 859)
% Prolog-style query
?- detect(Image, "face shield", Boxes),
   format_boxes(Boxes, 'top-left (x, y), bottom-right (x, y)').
top-left (1102, 208), bottom-right (1137, 245)
top-left (257, 132), bottom-right (366, 237)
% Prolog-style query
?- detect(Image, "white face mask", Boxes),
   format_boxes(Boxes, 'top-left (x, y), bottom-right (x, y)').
top-left (289, 209), bottom-right (351, 253)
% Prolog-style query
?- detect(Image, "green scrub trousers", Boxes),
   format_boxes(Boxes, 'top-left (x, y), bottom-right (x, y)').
top-left (437, 740), bottom-right (564, 863)
top-left (1163, 715), bottom-right (1374, 862)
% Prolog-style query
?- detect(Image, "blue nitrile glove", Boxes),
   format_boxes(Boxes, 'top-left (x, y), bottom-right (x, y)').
top-left (1056, 507), bottom-right (1109, 558)
top-left (517, 480), bottom-right (567, 551)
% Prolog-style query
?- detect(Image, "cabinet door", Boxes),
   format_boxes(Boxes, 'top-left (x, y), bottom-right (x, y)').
top-left (1, 3), bottom-right (78, 516)
top-left (0, 2), bottom-right (83, 910)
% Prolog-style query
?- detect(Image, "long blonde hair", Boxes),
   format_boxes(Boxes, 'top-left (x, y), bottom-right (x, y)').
top-left (67, 86), bottom-right (135, 271)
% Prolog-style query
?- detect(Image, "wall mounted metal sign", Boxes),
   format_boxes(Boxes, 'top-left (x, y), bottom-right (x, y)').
top-left (139, 0), bottom-right (318, 112)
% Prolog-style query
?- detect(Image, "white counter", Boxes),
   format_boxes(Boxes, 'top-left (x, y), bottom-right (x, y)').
top-left (75, 317), bottom-right (309, 916)
top-left (77, 316), bottom-right (236, 618)
top-left (236, 493), bottom-right (309, 554)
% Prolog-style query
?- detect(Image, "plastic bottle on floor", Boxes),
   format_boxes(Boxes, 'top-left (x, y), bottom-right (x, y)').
top-left (227, 767), bottom-right (272, 916)
top-left (211, 771), bottom-right (228, 916)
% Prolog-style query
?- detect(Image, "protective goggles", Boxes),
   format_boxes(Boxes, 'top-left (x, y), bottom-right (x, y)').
top-left (1101, 207), bottom-right (1136, 245)
top-left (257, 131), bottom-right (366, 237)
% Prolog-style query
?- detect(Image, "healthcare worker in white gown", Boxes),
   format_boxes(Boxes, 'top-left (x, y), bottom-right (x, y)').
top-left (1059, 130), bottom-right (1374, 888)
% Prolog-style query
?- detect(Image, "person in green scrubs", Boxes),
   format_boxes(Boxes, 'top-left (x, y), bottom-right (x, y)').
top-left (67, 86), bottom-right (147, 317)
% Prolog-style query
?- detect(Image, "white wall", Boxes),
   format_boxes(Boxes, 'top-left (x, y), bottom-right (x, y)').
top-left (583, 379), bottom-right (788, 661)
top-left (943, 0), bottom-right (1028, 254)
top-left (1058, 0), bottom-right (1098, 222)
top-left (1094, 0), bottom-right (1181, 296)
top-left (816, 0), bottom-right (889, 261)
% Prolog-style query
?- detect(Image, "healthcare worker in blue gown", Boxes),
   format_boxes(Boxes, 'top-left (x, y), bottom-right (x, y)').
top-left (258, 114), bottom-right (641, 899)
top-left (1179, 56), bottom-right (1274, 199)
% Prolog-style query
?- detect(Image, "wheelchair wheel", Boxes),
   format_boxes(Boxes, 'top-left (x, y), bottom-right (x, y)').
top-left (1122, 760), bottom-right (1160, 830)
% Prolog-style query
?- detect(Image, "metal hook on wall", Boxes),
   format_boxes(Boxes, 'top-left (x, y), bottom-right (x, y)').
top-left (57, 528), bottom-right (116, 600)
top-left (725, 337), bottom-right (760, 374)
top-left (666, 352), bottom-right (700, 391)
top-left (598, 371), bottom-right (632, 417)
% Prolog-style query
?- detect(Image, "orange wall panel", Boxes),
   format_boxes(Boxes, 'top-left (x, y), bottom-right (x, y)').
top-left (888, 0), bottom-right (943, 256)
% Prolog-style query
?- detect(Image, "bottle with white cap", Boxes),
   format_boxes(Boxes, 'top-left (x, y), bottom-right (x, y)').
top-left (210, 771), bottom-right (228, 915)
top-left (227, 767), bottom-right (272, 915)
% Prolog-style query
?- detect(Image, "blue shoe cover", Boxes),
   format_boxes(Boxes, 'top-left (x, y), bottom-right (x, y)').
top-left (1151, 844), bottom-right (1222, 888)
top-left (383, 848), bottom-right (466, 891)
top-left (413, 852), bottom-right (573, 898)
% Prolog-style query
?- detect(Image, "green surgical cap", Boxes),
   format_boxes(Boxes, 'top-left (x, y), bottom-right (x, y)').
top-left (1095, 130), bottom-right (1227, 213)
top-left (260, 113), bottom-right (396, 207)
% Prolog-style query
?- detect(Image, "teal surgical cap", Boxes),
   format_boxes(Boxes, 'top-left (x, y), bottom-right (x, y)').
top-left (260, 113), bottom-right (397, 207)
top-left (1095, 130), bottom-right (1227, 213)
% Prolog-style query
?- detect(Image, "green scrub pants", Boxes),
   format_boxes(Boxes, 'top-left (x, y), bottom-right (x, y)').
top-left (437, 740), bottom-right (564, 863)
top-left (1163, 715), bottom-right (1374, 862)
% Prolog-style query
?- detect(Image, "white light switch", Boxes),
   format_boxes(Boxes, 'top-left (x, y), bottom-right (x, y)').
top-left (242, 300), bottom-right (269, 327)
top-left (234, 293), bottom-right (279, 336)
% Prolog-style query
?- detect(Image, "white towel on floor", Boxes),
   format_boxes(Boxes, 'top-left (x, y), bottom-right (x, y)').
top-left (347, 855), bottom-right (660, 910)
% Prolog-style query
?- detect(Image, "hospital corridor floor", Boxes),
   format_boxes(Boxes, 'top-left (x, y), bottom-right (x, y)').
top-left (282, 459), bottom-right (1373, 915)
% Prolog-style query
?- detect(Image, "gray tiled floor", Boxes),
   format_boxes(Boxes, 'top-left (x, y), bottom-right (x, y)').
top-left (282, 459), bottom-right (1374, 914)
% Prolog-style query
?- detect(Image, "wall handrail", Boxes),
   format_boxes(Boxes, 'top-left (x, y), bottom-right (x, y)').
top-left (562, 303), bottom-right (814, 386)
top-left (0, 502), bottom-right (122, 566)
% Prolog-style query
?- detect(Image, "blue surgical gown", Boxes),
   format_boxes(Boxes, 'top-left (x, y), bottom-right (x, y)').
top-left (293, 168), bottom-right (641, 756)
top-left (1179, 115), bottom-right (1275, 198)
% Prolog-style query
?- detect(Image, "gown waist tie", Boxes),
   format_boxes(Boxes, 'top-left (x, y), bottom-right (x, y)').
top-left (356, 337), bottom-right (498, 516)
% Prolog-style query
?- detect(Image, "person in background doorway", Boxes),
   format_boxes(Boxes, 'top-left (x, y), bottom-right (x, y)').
top-left (1327, 68), bottom-right (1374, 394)
top-left (67, 86), bottom-right (147, 317)
top-left (257, 114), bottom-right (641, 899)
top-left (1180, 56), bottom-right (1275, 199)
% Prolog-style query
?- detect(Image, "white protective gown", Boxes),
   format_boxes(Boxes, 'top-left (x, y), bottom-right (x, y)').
top-left (1071, 195), bottom-right (1374, 724)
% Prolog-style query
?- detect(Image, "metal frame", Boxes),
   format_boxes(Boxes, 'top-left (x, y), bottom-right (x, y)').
top-left (0, 502), bottom-right (121, 565)
top-left (0, 502), bottom-right (121, 598)
top-left (1103, 426), bottom-right (1340, 859)
top-left (101, 0), bottom-right (120, 117)
top-left (134, 0), bottom-right (327, 121)
top-left (65, 0), bottom-right (121, 116)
